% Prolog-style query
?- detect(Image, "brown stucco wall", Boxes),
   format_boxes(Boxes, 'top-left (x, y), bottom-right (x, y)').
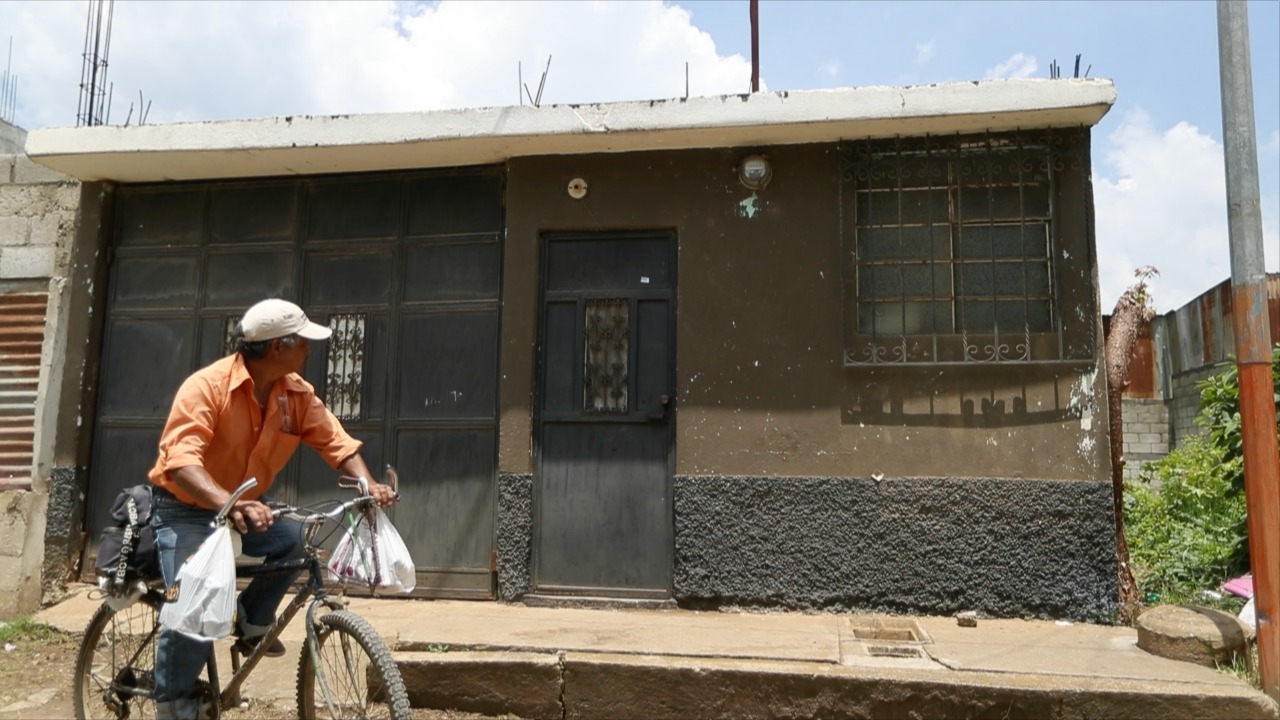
top-left (499, 142), bottom-right (1109, 483)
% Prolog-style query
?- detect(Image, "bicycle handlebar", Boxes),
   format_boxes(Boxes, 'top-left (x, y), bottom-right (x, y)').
top-left (217, 465), bottom-right (400, 534)
top-left (213, 477), bottom-right (259, 527)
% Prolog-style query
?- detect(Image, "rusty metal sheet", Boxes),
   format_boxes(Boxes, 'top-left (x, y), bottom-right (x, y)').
top-left (0, 290), bottom-right (47, 489)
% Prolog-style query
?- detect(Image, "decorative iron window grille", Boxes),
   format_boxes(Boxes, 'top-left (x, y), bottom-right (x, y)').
top-left (223, 316), bottom-right (242, 356)
top-left (325, 313), bottom-right (365, 421)
top-left (841, 129), bottom-right (1091, 365)
top-left (584, 298), bottom-right (629, 413)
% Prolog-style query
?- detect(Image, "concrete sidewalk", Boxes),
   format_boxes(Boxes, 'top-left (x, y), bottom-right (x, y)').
top-left (35, 585), bottom-right (1279, 719)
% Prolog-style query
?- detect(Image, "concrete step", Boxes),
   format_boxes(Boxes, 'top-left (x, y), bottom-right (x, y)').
top-left (394, 648), bottom-right (1278, 720)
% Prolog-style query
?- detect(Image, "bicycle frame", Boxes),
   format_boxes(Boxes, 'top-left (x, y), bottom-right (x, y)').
top-left (206, 487), bottom-right (385, 712)
top-left (213, 555), bottom-right (339, 710)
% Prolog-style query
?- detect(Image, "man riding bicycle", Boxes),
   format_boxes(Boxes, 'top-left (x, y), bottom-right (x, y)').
top-left (147, 298), bottom-right (397, 720)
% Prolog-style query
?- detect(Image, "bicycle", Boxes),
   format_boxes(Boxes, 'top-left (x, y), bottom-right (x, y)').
top-left (73, 471), bottom-right (413, 719)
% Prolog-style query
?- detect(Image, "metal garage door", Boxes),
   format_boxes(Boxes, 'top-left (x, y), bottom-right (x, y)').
top-left (83, 167), bottom-right (504, 598)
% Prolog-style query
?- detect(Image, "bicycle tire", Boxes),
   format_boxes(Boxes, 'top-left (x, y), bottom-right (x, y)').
top-left (296, 609), bottom-right (411, 720)
top-left (73, 594), bottom-right (163, 720)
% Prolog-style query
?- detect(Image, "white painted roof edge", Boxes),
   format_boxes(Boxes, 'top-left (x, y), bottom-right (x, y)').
top-left (26, 79), bottom-right (1116, 182)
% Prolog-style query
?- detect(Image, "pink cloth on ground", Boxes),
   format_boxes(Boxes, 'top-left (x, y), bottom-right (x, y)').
top-left (1222, 573), bottom-right (1254, 598)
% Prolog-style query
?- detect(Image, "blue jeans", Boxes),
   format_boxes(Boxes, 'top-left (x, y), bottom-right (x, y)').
top-left (151, 488), bottom-right (304, 715)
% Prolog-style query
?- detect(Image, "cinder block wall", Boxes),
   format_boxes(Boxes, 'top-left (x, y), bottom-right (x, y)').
top-left (1169, 365), bottom-right (1221, 446)
top-left (0, 153), bottom-right (80, 618)
top-left (1119, 397), bottom-right (1171, 482)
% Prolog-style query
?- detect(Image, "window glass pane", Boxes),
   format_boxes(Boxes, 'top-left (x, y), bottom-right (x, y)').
top-left (993, 263), bottom-right (1027, 296)
top-left (858, 225), bottom-right (951, 261)
top-left (958, 261), bottom-right (1046, 298)
top-left (1026, 261), bottom-right (1050, 294)
top-left (958, 225), bottom-right (1048, 259)
top-left (958, 184), bottom-right (1050, 220)
top-left (959, 299), bottom-right (994, 332)
top-left (857, 189), bottom-right (948, 225)
top-left (958, 264), bottom-right (993, 296)
top-left (845, 131), bottom-right (1071, 359)
top-left (859, 300), bottom-right (953, 335)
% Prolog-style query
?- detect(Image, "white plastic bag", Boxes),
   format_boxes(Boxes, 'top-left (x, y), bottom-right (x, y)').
top-left (1239, 596), bottom-right (1257, 634)
top-left (159, 525), bottom-right (237, 638)
top-left (327, 507), bottom-right (416, 593)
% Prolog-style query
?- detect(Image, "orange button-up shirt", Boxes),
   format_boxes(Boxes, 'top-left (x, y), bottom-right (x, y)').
top-left (149, 354), bottom-right (362, 508)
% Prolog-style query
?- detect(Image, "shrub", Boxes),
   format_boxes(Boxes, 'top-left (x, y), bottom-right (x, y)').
top-left (1125, 433), bottom-right (1248, 600)
top-left (1195, 345), bottom-right (1280, 493)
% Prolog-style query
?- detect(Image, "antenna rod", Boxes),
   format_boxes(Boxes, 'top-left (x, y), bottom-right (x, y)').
top-left (750, 0), bottom-right (760, 92)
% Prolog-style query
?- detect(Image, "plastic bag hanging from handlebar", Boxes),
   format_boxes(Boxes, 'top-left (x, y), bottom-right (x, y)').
top-left (159, 524), bottom-right (237, 638)
top-left (327, 506), bottom-right (416, 593)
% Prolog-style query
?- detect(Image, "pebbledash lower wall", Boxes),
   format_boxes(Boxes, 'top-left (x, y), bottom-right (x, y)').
top-left (496, 474), bottom-right (1119, 622)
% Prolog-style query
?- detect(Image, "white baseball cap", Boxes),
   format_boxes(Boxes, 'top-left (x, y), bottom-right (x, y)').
top-left (240, 299), bottom-right (333, 342)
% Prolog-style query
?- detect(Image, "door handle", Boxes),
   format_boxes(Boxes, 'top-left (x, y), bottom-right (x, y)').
top-left (646, 394), bottom-right (671, 422)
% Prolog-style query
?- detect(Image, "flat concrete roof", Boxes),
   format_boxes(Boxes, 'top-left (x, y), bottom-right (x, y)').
top-left (25, 79), bottom-right (1115, 183)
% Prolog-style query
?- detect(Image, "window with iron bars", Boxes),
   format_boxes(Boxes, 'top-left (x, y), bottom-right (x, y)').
top-left (842, 130), bottom-right (1091, 365)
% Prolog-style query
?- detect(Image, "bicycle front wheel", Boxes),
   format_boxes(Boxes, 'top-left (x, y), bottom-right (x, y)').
top-left (296, 610), bottom-right (411, 720)
top-left (73, 594), bottom-right (163, 720)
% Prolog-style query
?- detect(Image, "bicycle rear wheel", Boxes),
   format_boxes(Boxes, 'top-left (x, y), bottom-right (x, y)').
top-left (74, 594), bottom-right (163, 720)
top-left (296, 610), bottom-right (411, 720)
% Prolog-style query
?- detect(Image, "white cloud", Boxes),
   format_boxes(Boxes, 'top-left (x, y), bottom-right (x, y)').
top-left (915, 41), bottom-right (935, 66)
top-left (1, 0), bottom-right (753, 130)
top-left (820, 60), bottom-right (840, 78)
top-left (1094, 109), bottom-right (1280, 313)
top-left (1265, 129), bottom-right (1280, 156)
top-left (984, 52), bottom-right (1037, 80)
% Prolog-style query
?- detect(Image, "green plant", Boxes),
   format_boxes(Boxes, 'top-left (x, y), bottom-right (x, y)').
top-left (1195, 345), bottom-right (1280, 494)
top-left (0, 616), bottom-right (59, 645)
top-left (1124, 433), bottom-right (1248, 601)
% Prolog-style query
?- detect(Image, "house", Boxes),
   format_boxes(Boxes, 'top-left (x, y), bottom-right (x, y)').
top-left (2, 79), bottom-right (1120, 621)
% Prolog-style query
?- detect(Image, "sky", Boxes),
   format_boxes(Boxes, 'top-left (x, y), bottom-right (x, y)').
top-left (0, 0), bottom-right (1276, 312)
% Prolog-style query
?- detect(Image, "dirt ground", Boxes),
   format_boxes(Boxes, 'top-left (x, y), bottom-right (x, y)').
top-left (0, 625), bottom-right (519, 720)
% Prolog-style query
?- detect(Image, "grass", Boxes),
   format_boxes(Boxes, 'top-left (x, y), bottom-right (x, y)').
top-left (0, 616), bottom-right (60, 645)
top-left (1217, 642), bottom-right (1261, 689)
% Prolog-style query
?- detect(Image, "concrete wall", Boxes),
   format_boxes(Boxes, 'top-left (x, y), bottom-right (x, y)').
top-left (0, 120), bottom-right (24, 155)
top-left (500, 142), bottom-right (1110, 482)
top-left (0, 154), bottom-right (77, 617)
top-left (0, 154), bottom-right (106, 618)
top-left (1120, 397), bottom-right (1172, 481)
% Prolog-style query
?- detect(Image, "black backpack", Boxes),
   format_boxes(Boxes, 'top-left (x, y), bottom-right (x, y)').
top-left (94, 484), bottom-right (161, 590)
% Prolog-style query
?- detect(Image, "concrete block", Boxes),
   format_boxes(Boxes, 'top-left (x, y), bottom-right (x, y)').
top-left (27, 214), bottom-right (65, 248)
top-left (0, 245), bottom-right (55, 279)
top-left (0, 215), bottom-right (30, 246)
top-left (0, 504), bottom-right (29, 559)
top-left (0, 154), bottom-right (14, 183)
top-left (13, 155), bottom-right (70, 185)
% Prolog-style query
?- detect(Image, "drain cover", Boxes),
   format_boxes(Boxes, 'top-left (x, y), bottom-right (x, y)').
top-left (865, 644), bottom-right (926, 658)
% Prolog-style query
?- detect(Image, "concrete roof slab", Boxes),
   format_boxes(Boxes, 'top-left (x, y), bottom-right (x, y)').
top-left (26, 79), bottom-right (1115, 182)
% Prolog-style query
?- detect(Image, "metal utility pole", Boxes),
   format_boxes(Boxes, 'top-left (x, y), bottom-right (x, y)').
top-left (750, 0), bottom-right (760, 92)
top-left (1217, 0), bottom-right (1279, 703)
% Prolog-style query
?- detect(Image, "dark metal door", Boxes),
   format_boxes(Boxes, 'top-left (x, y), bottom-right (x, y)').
top-left (85, 169), bottom-right (503, 599)
top-left (535, 232), bottom-right (675, 597)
